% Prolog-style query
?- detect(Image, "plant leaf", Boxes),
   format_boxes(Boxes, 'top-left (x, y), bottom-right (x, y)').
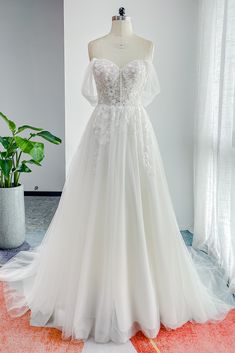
top-left (0, 159), bottom-right (13, 177)
top-left (22, 159), bottom-right (42, 166)
top-left (15, 136), bottom-right (44, 162)
top-left (0, 151), bottom-right (8, 158)
top-left (0, 136), bottom-right (13, 150)
top-left (17, 163), bottom-right (32, 173)
top-left (15, 136), bottom-right (34, 153)
top-left (30, 143), bottom-right (44, 162)
top-left (0, 112), bottom-right (16, 133)
top-left (36, 130), bottom-right (62, 145)
top-left (16, 125), bottom-right (44, 134)
top-left (7, 142), bottom-right (18, 155)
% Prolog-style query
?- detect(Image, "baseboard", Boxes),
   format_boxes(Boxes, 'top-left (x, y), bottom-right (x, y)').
top-left (24, 191), bottom-right (62, 196)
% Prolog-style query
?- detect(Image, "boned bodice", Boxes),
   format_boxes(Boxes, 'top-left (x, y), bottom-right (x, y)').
top-left (92, 58), bottom-right (150, 106)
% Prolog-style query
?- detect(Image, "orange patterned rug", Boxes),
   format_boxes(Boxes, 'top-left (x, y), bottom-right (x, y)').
top-left (131, 310), bottom-right (235, 353)
top-left (0, 283), bottom-right (84, 353)
top-left (1, 282), bottom-right (235, 353)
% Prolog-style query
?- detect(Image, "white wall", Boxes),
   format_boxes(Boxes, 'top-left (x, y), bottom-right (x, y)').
top-left (0, 0), bottom-right (65, 191)
top-left (64, 0), bottom-right (198, 230)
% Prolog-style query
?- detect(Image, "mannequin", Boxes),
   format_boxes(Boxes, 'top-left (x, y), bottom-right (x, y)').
top-left (88, 8), bottom-right (154, 68)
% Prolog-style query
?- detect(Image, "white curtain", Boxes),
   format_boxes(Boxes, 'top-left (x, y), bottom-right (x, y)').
top-left (193, 0), bottom-right (235, 289)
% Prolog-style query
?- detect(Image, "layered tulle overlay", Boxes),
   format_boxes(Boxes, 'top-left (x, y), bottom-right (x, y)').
top-left (0, 58), bottom-right (234, 344)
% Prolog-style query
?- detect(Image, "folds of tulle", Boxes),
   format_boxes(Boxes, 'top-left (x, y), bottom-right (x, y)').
top-left (0, 104), bottom-right (235, 343)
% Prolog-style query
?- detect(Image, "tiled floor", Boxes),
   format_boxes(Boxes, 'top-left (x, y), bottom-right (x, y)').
top-left (25, 196), bottom-right (60, 247)
top-left (0, 196), bottom-right (60, 265)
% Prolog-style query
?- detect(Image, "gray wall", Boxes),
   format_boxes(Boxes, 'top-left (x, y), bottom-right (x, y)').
top-left (0, 0), bottom-right (65, 191)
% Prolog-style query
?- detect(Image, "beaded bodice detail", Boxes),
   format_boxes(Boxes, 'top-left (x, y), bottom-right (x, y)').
top-left (81, 57), bottom-right (161, 176)
top-left (92, 58), bottom-right (148, 106)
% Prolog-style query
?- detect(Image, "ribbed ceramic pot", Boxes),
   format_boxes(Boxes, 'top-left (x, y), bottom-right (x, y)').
top-left (0, 184), bottom-right (25, 249)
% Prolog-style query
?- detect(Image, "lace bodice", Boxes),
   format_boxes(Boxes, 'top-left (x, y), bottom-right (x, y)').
top-left (80, 57), bottom-right (161, 176)
top-left (82, 58), bottom-right (160, 107)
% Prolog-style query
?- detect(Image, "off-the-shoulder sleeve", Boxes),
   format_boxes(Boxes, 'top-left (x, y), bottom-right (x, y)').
top-left (141, 61), bottom-right (161, 107)
top-left (81, 59), bottom-right (98, 106)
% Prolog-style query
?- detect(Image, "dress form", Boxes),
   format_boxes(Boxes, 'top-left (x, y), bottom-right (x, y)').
top-left (88, 11), bottom-right (154, 68)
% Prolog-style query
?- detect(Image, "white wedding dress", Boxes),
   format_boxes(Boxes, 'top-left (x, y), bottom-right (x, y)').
top-left (0, 57), bottom-right (235, 344)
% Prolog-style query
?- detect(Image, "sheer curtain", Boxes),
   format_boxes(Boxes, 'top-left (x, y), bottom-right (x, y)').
top-left (193, 0), bottom-right (235, 289)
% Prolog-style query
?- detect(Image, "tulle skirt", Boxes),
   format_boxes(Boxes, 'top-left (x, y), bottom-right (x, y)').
top-left (0, 104), bottom-right (234, 344)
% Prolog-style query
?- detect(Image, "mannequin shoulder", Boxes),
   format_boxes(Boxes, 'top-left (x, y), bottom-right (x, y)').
top-left (133, 35), bottom-right (155, 60)
top-left (87, 34), bottom-right (155, 61)
top-left (88, 36), bottom-right (107, 60)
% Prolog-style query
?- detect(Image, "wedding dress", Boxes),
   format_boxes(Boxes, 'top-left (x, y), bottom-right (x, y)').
top-left (0, 57), bottom-right (234, 344)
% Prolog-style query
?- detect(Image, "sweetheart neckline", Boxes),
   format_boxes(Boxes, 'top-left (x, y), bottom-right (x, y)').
top-left (90, 57), bottom-right (152, 70)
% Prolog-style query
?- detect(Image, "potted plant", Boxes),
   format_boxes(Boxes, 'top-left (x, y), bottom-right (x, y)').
top-left (0, 112), bottom-right (62, 249)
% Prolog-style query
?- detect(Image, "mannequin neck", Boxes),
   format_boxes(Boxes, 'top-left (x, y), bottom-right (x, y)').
top-left (109, 19), bottom-right (133, 37)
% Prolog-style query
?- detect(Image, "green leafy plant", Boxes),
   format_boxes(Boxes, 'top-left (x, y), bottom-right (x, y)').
top-left (0, 112), bottom-right (62, 188)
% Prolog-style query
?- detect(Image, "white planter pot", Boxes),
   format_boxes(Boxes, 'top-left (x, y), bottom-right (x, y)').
top-left (0, 184), bottom-right (25, 249)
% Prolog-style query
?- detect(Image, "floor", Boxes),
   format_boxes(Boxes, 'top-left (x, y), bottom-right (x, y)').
top-left (0, 196), bottom-right (60, 265)
top-left (24, 196), bottom-right (60, 248)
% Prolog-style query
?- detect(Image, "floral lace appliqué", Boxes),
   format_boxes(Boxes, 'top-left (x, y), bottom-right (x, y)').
top-left (89, 59), bottom-right (155, 176)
